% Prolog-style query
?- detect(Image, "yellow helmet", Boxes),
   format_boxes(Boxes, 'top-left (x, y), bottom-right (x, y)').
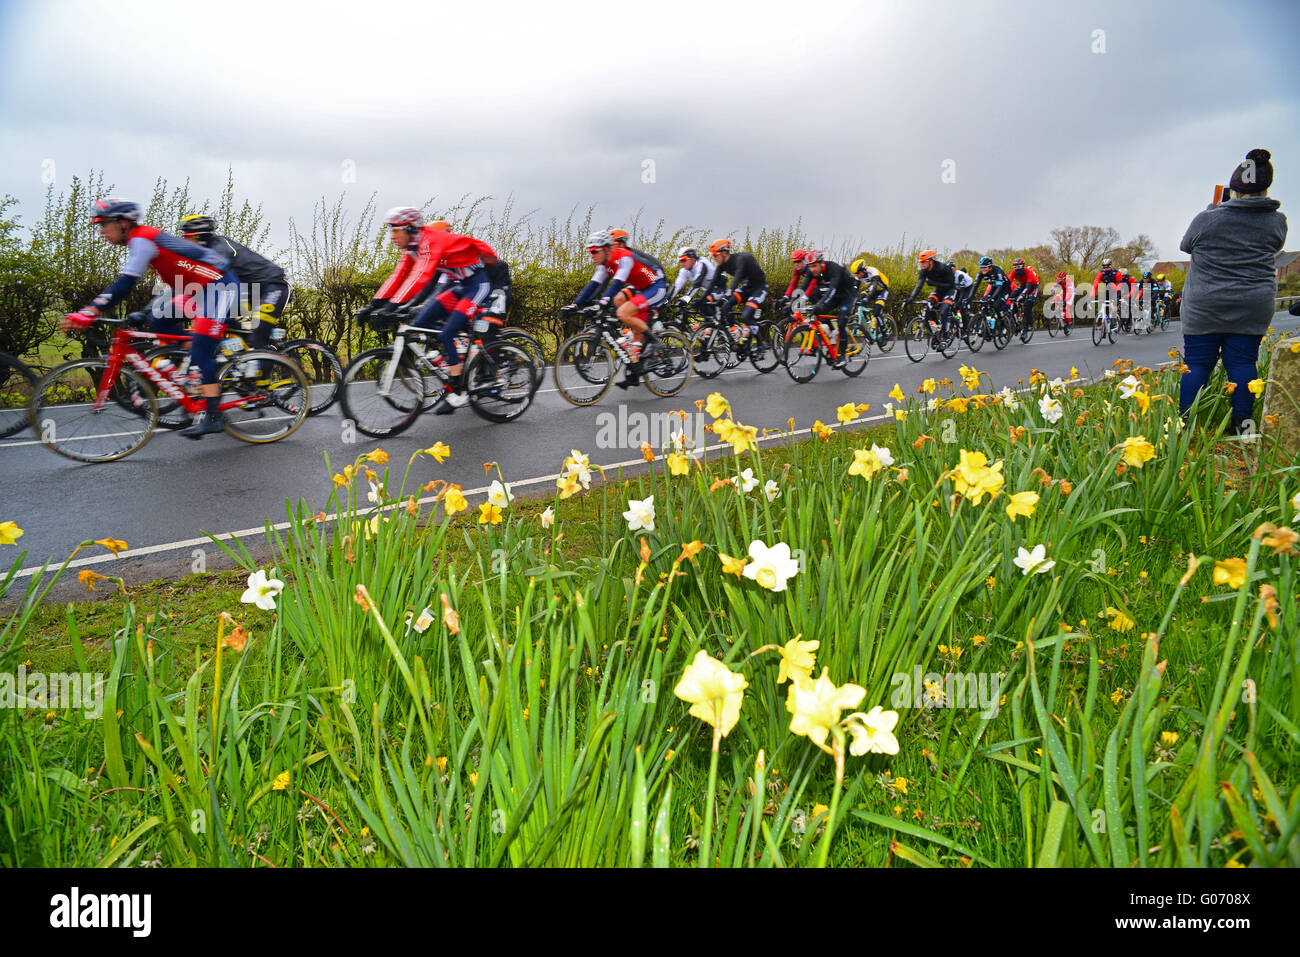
top-left (850, 258), bottom-right (867, 276)
top-left (1156, 273), bottom-right (1165, 280)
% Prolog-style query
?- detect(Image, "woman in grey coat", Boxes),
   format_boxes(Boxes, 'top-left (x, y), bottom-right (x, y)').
top-left (1178, 149), bottom-right (1288, 433)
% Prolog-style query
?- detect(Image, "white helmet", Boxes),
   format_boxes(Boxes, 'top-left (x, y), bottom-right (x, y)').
top-left (586, 230), bottom-right (613, 249)
top-left (384, 206), bottom-right (424, 229)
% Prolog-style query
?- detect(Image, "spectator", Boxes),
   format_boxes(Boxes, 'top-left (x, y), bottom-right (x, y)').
top-left (1178, 149), bottom-right (1288, 433)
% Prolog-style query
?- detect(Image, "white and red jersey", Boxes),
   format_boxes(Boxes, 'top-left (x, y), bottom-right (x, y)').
top-left (593, 246), bottom-right (662, 291)
top-left (377, 227), bottom-right (496, 303)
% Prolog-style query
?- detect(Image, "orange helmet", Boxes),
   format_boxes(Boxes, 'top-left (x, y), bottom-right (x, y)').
top-left (918, 249), bottom-right (937, 265)
top-left (709, 239), bottom-right (732, 256)
top-left (430, 221), bottom-right (450, 231)
top-left (609, 228), bottom-right (629, 245)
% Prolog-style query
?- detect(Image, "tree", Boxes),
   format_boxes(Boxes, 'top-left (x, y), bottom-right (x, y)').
top-left (1050, 225), bottom-right (1120, 272)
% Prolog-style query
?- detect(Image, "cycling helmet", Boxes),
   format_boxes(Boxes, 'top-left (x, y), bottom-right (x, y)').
top-left (945, 259), bottom-right (956, 269)
top-left (586, 230), bottom-right (613, 249)
top-left (429, 221), bottom-right (450, 231)
top-left (1101, 257), bottom-right (1113, 267)
top-left (1156, 273), bottom-right (1165, 281)
top-left (1056, 271), bottom-right (1067, 280)
top-left (178, 214), bottom-right (216, 239)
top-left (978, 255), bottom-right (993, 268)
top-left (850, 257), bottom-right (867, 276)
top-left (384, 206), bottom-right (424, 229)
top-left (677, 246), bottom-right (699, 262)
top-left (805, 249), bottom-right (826, 264)
top-left (1142, 270), bottom-right (1152, 279)
top-left (791, 248), bottom-right (808, 264)
top-left (1012, 256), bottom-right (1026, 267)
top-left (90, 198), bottom-right (142, 224)
top-left (918, 250), bottom-right (937, 265)
top-left (709, 239), bottom-right (732, 256)
top-left (609, 228), bottom-right (629, 245)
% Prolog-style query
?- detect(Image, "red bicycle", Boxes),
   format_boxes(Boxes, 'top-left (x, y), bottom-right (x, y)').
top-left (781, 304), bottom-right (870, 382)
top-left (30, 317), bottom-right (309, 462)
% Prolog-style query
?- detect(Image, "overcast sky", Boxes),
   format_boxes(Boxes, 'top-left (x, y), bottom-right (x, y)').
top-left (2, 0), bottom-right (1296, 264)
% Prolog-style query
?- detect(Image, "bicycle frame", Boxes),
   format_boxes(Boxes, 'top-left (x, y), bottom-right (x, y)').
top-left (786, 312), bottom-right (844, 362)
top-left (101, 327), bottom-right (247, 414)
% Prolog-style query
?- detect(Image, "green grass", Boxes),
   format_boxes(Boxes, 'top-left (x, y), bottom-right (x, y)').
top-left (2, 350), bottom-right (1298, 868)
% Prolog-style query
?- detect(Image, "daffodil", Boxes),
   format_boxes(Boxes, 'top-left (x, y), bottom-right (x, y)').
top-left (763, 479), bottom-right (780, 502)
top-left (949, 449), bottom-right (1005, 505)
top-left (488, 480), bottom-right (514, 508)
top-left (889, 383), bottom-right (905, 403)
top-left (667, 452), bottom-right (690, 476)
top-left (541, 506), bottom-right (555, 529)
top-left (1004, 490), bottom-right (1039, 522)
top-left (774, 636), bottom-right (819, 685)
top-left (1039, 394), bottom-right (1064, 424)
top-left (836, 403), bottom-right (858, 425)
top-left (958, 364), bottom-right (980, 390)
top-left (93, 537), bottom-right (128, 556)
top-left (241, 569), bottom-right (285, 611)
top-left (719, 552), bottom-right (747, 576)
top-left (743, 539), bottom-right (800, 592)
top-left (678, 540), bottom-right (704, 563)
top-left (705, 392), bottom-right (730, 418)
top-left (812, 420), bottom-right (834, 441)
top-left (0, 521), bottom-right (25, 546)
top-left (998, 387), bottom-right (1020, 411)
top-left (674, 650), bottom-right (747, 737)
top-left (736, 468), bottom-right (758, 494)
top-left (919, 378), bottom-right (936, 395)
top-left (443, 485), bottom-right (468, 515)
top-left (1013, 544), bottom-right (1055, 576)
top-left (786, 668), bottom-right (866, 753)
top-left (1120, 435), bottom-right (1156, 468)
top-left (848, 444), bottom-right (893, 482)
top-left (1248, 378), bottom-right (1265, 397)
top-left (478, 502), bottom-right (503, 525)
top-left (418, 441), bottom-right (451, 463)
top-left (1213, 557), bottom-right (1247, 590)
top-left (623, 494), bottom-right (656, 533)
top-left (845, 706), bottom-right (900, 755)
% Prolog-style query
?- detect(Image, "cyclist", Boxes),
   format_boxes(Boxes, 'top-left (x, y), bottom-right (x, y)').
top-left (609, 228), bottom-right (668, 277)
top-left (670, 246), bottom-right (716, 304)
top-left (178, 215), bottom-right (289, 349)
top-left (1090, 257), bottom-right (1127, 329)
top-left (566, 229), bottom-right (667, 390)
top-left (706, 239), bottom-right (768, 348)
top-left (851, 259), bottom-right (890, 323)
top-left (973, 255), bottom-right (1013, 323)
top-left (1049, 271), bottom-right (1075, 329)
top-left (949, 260), bottom-right (976, 332)
top-left (62, 198), bottom-right (239, 439)
top-left (783, 249), bottom-right (818, 300)
top-left (1008, 257), bottom-right (1040, 336)
top-left (359, 207), bottom-right (499, 414)
top-left (902, 250), bottom-right (959, 337)
top-left (481, 258), bottom-right (512, 326)
top-left (803, 251), bottom-right (858, 366)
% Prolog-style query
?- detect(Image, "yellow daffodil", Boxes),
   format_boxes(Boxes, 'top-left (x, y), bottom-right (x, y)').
top-left (443, 485), bottom-right (468, 516)
top-left (848, 444), bottom-right (894, 482)
top-left (0, 521), bottom-right (25, 546)
top-left (678, 540), bottom-right (704, 563)
top-left (93, 537), bottom-right (128, 556)
top-left (1248, 378), bottom-right (1265, 397)
top-left (774, 636), bottom-right (819, 685)
top-left (705, 392), bottom-right (730, 418)
top-left (786, 668), bottom-right (866, 753)
top-left (1120, 435), bottom-right (1156, 468)
top-left (719, 552), bottom-right (747, 577)
top-left (674, 650), bottom-right (747, 737)
top-left (945, 396), bottom-right (971, 414)
top-left (919, 378), bottom-right (937, 395)
top-left (949, 449), bottom-right (1005, 504)
top-left (667, 452), bottom-right (690, 476)
top-left (836, 403), bottom-right (858, 425)
top-left (1212, 557), bottom-right (1247, 590)
top-left (888, 383), bottom-right (905, 403)
top-left (812, 420), bottom-right (834, 441)
top-left (418, 441), bottom-right (451, 463)
top-left (1004, 490), bottom-right (1039, 522)
top-left (478, 502), bottom-right (503, 526)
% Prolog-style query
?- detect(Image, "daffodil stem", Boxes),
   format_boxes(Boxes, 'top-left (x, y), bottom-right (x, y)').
top-left (700, 723), bottom-right (721, 868)
top-left (815, 741), bottom-right (845, 868)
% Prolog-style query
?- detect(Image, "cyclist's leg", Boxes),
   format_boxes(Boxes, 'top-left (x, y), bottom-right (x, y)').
top-left (246, 280), bottom-right (289, 349)
top-left (179, 276), bottom-right (238, 438)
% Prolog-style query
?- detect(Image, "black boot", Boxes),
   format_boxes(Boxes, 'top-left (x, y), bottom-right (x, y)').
top-left (179, 396), bottom-right (224, 439)
top-left (616, 360), bottom-right (643, 390)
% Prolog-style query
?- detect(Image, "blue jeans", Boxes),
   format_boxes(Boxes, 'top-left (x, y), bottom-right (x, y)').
top-left (1179, 333), bottom-right (1264, 421)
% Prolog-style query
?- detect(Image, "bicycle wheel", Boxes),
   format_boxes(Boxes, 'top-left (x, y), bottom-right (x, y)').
top-left (1018, 309), bottom-right (1034, 344)
top-left (936, 321), bottom-right (959, 359)
top-left (1046, 312), bottom-right (1061, 338)
top-left (31, 359), bottom-right (158, 462)
top-left (0, 352), bottom-right (38, 439)
top-left (279, 338), bottom-right (343, 415)
top-left (1107, 318), bottom-right (1118, 344)
top-left (340, 346), bottom-right (430, 437)
top-left (218, 351), bottom-right (309, 443)
top-left (963, 313), bottom-right (985, 353)
top-left (990, 317), bottom-right (1010, 350)
top-left (839, 320), bottom-right (870, 377)
top-left (903, 317), bottom-right (929, 363)
top-left (872, 314), bottom-right (896, 354)
top-left (691, 325), bottom-right (733, 379)
top-left (465, 340), bottom-right (537, 423)
top-left (497, 328), bottom-right (547, 391)
top-left (784, 323), bottom-right (824, 383)
top-left (746, 321), bottom-right (781, 374)
top-left (553, 333), bottom-right (615, 406)
top-left (643, 330), bottom-right (693, 397)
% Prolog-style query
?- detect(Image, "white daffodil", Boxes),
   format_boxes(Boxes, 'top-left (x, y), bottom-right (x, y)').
top-left (999, 387), bottom-right (1020, 411)
top-left (623, 494), bottom-right (656, 533)
top-left (1118, 373), bottom-right (1141, 398)
top-left (565, 450), bottom-right (593, 488)
top-left (1048, 377), bottom-right (1067, 395)
top-left (763, 480), bottom-right (780, 502)
top-left (845, 706), bottom-right (901, 756)
top-left (1013, 544), bottom-right (1056, 576)
top-left (1292, 489), bottom-right (1300, 522)
top-left (1039, 395), bottom-right (1063, 424)
top-left (541, 506), bottom-right (555, 529)
top-left (737, 468), bottom-right (758, 494)
top-left (743, 539), bottom-right (800, 592)
top-left (871, 444), bottom-right (895, 468)
top-left (488, 480), bottom-right (514, 508)
top-left (241, 568), bottom-right (285, 611)
top-left (367, 480), bottom-right (381, 504)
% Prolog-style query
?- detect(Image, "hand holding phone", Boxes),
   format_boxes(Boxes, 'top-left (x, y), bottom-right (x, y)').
top-left (1213, 184), bottom-right (1231, 205)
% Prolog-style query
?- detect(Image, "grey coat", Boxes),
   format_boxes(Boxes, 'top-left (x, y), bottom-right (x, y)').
top-left (1179, 196), bottom-right (1287, 336)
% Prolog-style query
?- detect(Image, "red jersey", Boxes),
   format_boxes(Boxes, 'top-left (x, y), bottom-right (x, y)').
top-left (1009, 267), bottom-right (1039, 292)
top-left (128, 225), bottom-right (227, 289)
top-left (377, 227), bottom-right (494, 303)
